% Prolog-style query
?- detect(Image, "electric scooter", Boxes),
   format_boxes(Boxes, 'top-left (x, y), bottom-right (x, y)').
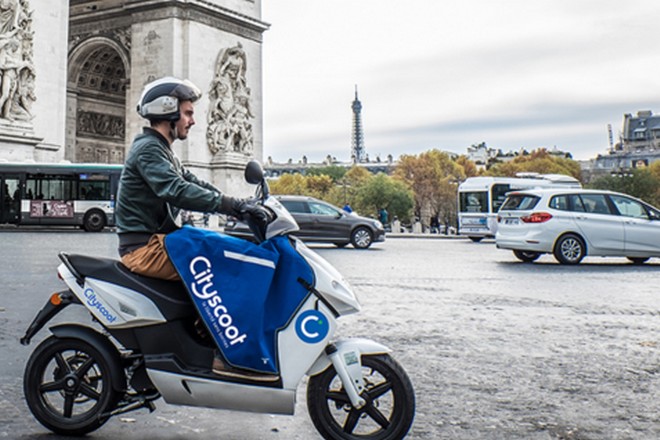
top-left (20, 160), bottom-right (415, 440)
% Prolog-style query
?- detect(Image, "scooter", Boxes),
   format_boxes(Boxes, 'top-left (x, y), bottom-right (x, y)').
top-left (20, 160), bottom-right (415, 440)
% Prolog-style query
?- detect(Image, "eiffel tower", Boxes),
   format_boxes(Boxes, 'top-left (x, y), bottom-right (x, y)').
top-left (351, 85), bottom-right (366, 163)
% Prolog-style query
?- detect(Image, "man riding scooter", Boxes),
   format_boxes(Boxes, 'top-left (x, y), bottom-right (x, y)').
top-left (114, 76), bottom-right (274, 380)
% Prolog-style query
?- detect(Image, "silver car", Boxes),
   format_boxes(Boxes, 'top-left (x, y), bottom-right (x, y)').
top-left (496, 188), bottom-right (660, 264)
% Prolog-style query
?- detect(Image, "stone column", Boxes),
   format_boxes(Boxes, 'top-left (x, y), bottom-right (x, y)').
top-left (127, 0), bottom-right (269, 196)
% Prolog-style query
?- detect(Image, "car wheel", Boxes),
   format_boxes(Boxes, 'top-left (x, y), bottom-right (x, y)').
top-left (513, 250), bottom-right (541, 263)
top-left (334, 242), bottom-right (348, 248)
top-left (627, 257), bottom-right (649, 265)
top-left (469, 236), bottom-right (483, 243)
top-left (351, 227), bottom-right (373, 249)
top-left (553, 234), bottom-right (585, 265)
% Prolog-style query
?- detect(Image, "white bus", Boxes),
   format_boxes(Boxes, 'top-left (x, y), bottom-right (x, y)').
top-left (0, 162), bottom-right (122, 231)
top-left (458, 174), bottom-right (581, 241)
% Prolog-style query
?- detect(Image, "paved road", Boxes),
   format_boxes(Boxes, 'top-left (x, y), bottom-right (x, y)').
top-left (0, 232), bottom-right (658, 439)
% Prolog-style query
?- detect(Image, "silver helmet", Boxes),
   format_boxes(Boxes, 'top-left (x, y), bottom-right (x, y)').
top-left (137, 77), bottom-right (202, 122)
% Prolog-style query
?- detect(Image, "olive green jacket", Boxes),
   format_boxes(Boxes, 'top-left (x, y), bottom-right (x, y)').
top-left (115, 128), bottom-right (223, 234)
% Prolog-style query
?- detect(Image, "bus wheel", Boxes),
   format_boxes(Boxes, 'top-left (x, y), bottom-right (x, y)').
top-left (83, 210), bottom-right (106, 232)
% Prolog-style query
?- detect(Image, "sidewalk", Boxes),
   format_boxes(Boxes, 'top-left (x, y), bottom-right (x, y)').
top-left (386, 232), bottom-right (466, 240)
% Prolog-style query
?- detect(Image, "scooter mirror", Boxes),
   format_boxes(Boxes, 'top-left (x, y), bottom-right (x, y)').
top-left (244, 160), bottom-right (264, 184)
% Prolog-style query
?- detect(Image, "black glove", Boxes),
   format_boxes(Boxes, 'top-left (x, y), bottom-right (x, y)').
top-left (220, 196), bottom-right (269, 223)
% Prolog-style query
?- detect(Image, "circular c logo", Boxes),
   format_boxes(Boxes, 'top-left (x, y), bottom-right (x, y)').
top-left (295, 310), bottom-right (329, 344)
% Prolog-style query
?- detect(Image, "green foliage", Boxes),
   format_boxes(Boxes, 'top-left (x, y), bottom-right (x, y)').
top-left (394, 149), bottom-right (465, 227)
top-left (487, 149), bottom-right (582, 180)
top-left (354, 173), bottom-right (415, 223)
top-left (587, 168), bottom-right (660, 206)
top-left (305, 174), bottom-right (334, 198)
top-left (266, 148), bottom-right (587, 230)
top-left (268, 173), bottom-right (307, 195)
top-left (267, 168), bottom-right (414, 222)
top-left (306, 165), bottom-right (346, 182)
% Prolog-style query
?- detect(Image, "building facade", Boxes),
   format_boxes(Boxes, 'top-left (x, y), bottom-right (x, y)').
top-left (582, 110), bottom-right (660, 180)
top-left (0, 0), bottom-right (268, 194)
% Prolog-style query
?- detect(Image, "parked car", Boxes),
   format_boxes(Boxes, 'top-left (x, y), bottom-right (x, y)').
top-left (495, 188), bottom-right (660, 264)
top-left (224, 195), bottom-right (386, 249)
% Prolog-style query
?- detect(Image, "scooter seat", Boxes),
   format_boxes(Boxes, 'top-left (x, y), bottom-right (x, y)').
top-left (59, 252), bottom-right (195, 320)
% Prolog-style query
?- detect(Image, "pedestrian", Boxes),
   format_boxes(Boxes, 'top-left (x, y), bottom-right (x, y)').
top-left (114, 76), bottom-right (272, 380)
top-left (430, 216), bottom-right (439, 234)
top-left (378, 207), bottom-right (388, 225)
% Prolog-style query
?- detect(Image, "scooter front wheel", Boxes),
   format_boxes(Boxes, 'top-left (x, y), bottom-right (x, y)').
top-left (23, 336), bottom-right (123, 435)
top-left (307, 353), bottom-right (415, 440)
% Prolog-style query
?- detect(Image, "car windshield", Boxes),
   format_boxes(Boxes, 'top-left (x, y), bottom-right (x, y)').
top-left (500, 194), bottom-right (540, 211)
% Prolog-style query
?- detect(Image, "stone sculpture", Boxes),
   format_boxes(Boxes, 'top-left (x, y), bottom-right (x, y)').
top-left (206, 43), bottom-right (254, 155)
top-left (0, 0), bottom-right (35, 122)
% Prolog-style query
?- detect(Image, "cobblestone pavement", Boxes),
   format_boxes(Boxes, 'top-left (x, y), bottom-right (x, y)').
top-left (0, 232), bottom-right (658, 439)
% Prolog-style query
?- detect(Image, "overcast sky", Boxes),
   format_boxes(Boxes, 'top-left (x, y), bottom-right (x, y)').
top-left (260, 0), bottom-right (660, 163)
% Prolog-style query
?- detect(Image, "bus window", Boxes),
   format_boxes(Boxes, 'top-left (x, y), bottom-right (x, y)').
top-left (459, 191), bottom-right (488, 213)
top-left (27, 174), bottom-right (76, 200)
top-left (79, 173), bottom-right (110, 200)
top-left (491, 184), bottom-right (512, 213)
top-left (1, 178), bottom-right (21, 223)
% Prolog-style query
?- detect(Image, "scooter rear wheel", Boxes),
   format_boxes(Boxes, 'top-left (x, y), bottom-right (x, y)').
top-left (307, 353), bottom-right (415, 440)
top-left (23, 336), bottom-right (122, 435)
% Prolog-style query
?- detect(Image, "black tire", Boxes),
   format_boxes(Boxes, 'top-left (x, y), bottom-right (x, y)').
top-left (469, 236), bottom-right (483, 243)
top-left (334, 242), bottom-right (348, 248)
top-left (627, 257), bottom-right (649, 265)
top-left (553, 233), bottom-right (585, 265)
top-left (307, 354), bottom-right (415, 440)
top-left (23, 336), bottom-right (123, 436)
top-left (351, 227), bottom-right (373, 249)
top-left (513, 250), bottom-right (541, 263)
top-left (83, 209), bottom-right (106, 232)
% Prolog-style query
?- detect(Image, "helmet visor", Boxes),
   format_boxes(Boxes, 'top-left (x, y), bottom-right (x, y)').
top-left (172, 79), bottom-right (202, 103)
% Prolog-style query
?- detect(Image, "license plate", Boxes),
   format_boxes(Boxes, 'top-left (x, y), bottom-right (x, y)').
top-left (504, 218), bottom-right (519, 225)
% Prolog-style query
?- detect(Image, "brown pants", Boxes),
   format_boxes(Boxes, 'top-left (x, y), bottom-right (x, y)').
top-left (121, 234), bottom-right (180, 281)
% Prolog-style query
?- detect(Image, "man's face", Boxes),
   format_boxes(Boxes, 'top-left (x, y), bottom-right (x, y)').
top-left (176, 100), bottom-right (195, 140)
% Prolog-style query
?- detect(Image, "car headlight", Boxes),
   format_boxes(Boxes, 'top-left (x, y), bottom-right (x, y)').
top-left (373, 220), bottom-right (383, 228)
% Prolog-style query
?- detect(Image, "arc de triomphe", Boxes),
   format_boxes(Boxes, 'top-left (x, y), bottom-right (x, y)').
top-left (0, 0), bottom-right (269, 193)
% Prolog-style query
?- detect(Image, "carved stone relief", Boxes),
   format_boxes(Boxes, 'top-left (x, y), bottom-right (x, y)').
top-left (76, 109), bottom-right (124, 139)
top-left (206, 43), bottom-right (254, 156)
top-left (69, 26), bottom-right (132, 55)
top-left (0, 0), bottom-right (36, 122)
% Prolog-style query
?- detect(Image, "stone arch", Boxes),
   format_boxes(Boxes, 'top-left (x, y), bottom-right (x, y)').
top-left (66, 37), bottom-right (130, 164)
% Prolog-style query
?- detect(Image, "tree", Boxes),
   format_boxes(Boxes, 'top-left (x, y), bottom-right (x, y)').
top-left (306, 165), bottom-right (346, 182)
top-left (455, 155), bottom-right (479, 178)
top-left (487, 149), bottom-right (581, 180)
top-left (588, 168), bottom-right (660, 206)
top-left (354, 173), bottom-right (414, 223)
top-left (305, 174), bottom-right (334, 199)
top-left (268, 173), bottom-right (308, 195)
top-left (394, 149), bottom-right (465, 229)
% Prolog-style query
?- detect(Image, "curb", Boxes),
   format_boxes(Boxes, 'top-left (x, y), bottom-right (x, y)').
top-left (386, 233), bottom-right (466, 240)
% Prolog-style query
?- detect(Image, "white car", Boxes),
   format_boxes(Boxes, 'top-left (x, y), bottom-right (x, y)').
top-left (495, 188), bottom-right (660, 264)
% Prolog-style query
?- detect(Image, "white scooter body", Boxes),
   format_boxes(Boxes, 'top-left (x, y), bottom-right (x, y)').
top-left (55, 195), bottom-right (388, 415)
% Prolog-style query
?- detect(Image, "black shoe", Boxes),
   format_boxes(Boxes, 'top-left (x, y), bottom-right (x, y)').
top-left (212, 356), bottom-right (279, 382)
